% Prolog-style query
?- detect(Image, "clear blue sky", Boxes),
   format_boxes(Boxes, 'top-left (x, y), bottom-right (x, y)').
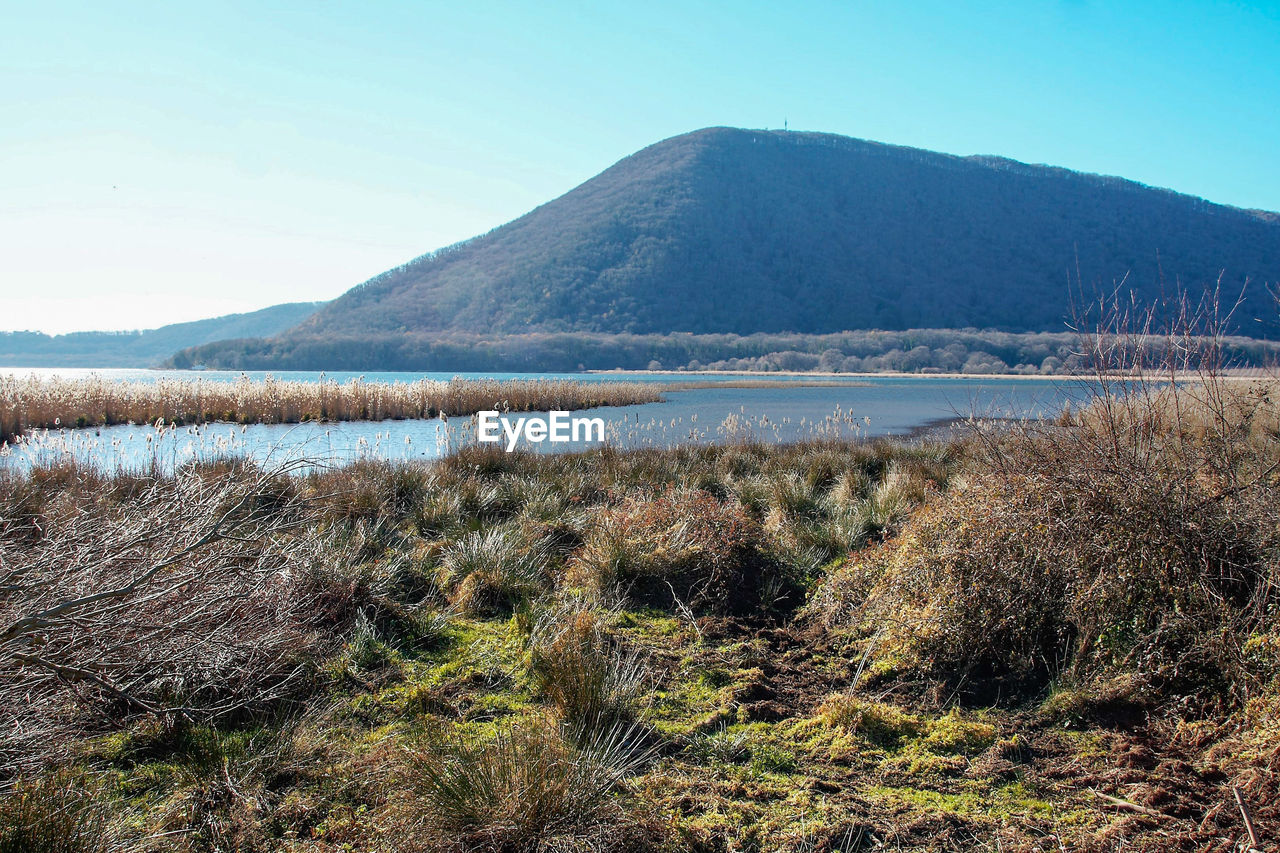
top-left (3, 0), bottom-right (1279, 333)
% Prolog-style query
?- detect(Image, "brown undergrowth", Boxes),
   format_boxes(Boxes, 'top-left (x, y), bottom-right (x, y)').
top-left (1, 379), bottom-right (1276, 851)
top-left (805, 309), bottom-right (1280, 849)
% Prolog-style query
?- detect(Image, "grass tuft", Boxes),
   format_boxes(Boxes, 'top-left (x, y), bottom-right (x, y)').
top-left (406, 715), bottom-right (656, 850)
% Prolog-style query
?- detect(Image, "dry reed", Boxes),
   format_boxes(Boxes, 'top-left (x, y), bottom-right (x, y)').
top-left (0, 375), bottom-right (661, 443)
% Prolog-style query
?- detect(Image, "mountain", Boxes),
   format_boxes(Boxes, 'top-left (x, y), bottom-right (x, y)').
top-left (0, 301), bottom-right (324, 367)
top-left (299, 127), bottom-right (1280, 336)
top-left (179, 127), bottom-right (1280, 370)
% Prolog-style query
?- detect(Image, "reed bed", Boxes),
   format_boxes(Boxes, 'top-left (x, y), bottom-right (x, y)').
top-left (0, 375), bottom-right (662, 443)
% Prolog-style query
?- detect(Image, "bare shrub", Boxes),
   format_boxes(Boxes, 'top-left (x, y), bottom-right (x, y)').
top-left (0, 460), bottom-right (351, 776)
top-left (817, 294), bottom-right (1280, 706)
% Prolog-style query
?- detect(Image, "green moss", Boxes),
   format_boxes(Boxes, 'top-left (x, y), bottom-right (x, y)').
top-left (698, 667), bottom-right (734, 688)
top-left (920, 709), bottom-right (998, 754)
top-left (355, 721), bottom-right (402, 747)
top-left (373, 680), bottom-right (449, 718)
top-left (865, 784), bottom-right (985, 816)
top-left (989, 781), bottom-right (1055, 818)
top-left (466, 691), bottom-right (536, 717)
top-left (612, 609), bottom-right (686, 639)
top-left (861, 654), bottom-right (912, 684)
top-left (647, 676), bottom-right (728, 737)
top-left (881, 746), bottom-right (968, 777)
top-left (819, 695), bottom-right (923, 748)
top-left (1058, 728), bottom-right (1109, 760)
top-left (416, 617), bottom-right (529, 692)
top-left (344, 692), bottom-right (396, 726)
top-left (1040, 685), bottom-right (1096, 727)
top-left (818, 696), bottom-right (997, 769)
top-left (87, 730), bottom-right (136, 764)
top-left (748, 742), bottom-right (798, 775)
top-left (864, 780), bottom-right (1055, 824)
top-left (84, 720), bottom-right (275, 776)
top-left (787, 716), bottom-right (864, 763)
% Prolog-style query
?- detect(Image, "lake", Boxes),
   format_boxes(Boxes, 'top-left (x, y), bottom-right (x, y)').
top-left (0, 369), bottom-right (1087, 472)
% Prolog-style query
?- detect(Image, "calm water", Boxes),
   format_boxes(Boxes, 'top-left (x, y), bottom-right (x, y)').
top-left (1, 369), bottom-right (1088, 472)
top-left (1, 367), bottom-right (847, 384)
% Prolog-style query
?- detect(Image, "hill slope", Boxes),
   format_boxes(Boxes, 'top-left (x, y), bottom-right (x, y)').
top-left (0, 302), bottom-right (324, 367)
top-left (292, 127), bottom-right (1280, 340)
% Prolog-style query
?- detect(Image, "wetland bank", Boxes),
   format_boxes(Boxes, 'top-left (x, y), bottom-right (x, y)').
top-left (0, 372), bottom-right (1069, 472)
top-left (1, 363), bottom-right (1277, 852)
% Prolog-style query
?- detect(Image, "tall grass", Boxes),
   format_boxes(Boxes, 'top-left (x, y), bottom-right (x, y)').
top-left (406, 715), bottom-right (655, 850)
top-left (527, 602), bottom-right (649, 730)
top-left (567, 486), bottom-right (786, 614)
top-left (0, 772), bottom-right (110, 853)
top-left (1, 432), bottom-right (955, 783)
top-left (438, 526), bottom-right (552, 615)
top-left (0, 375), bottom-right (661, 442)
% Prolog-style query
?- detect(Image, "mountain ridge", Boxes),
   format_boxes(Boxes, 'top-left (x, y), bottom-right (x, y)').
top-left (0, 301), bottom-right (324, 367)
top-left (275, 126), bottom-right (1279, 349)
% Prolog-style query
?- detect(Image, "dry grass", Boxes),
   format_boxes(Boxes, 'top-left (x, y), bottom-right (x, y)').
top-left (438, 525), bottom-right (551, 616)
top-left (0, 771), bottom-right (111, 853)
top-left (0, 375), bottom-right (661, 442)
top-left (26, 301), bottom-right (1280, 851)
top-left (1, 436), bottom-right (943, 771)
top-left (403, 715), bottom-right (657, 852)
top-left (5, 415), bottom-right (1278, 850)
top-left (567, 486), bottom-right (786, 614)
top-left (813, 303), bottom-right (1280, 709)
top-left (527, 602), bottom-right (650, 730)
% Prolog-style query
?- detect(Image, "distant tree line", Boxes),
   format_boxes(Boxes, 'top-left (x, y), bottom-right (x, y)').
top-left (168, 328), bottom-right (1280, 375)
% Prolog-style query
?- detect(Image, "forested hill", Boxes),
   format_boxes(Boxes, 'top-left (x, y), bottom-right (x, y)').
top-left (0, 302), bottom-right (324, 367)
top-left (289, 127), bottom-right (1280, 340)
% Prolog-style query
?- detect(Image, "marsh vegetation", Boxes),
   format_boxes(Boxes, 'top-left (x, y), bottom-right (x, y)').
top-left (2, 328), bottom-right (1278, 851)
top-left (0, 375), bottom-right (661, 444)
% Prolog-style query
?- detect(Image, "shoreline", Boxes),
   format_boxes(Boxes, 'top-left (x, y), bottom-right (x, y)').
top-left (2, 364), bottom-right (1269, 384)
top-left (594, 368), bottom-right (1274, 382)
top-left (594, 368), bottom-right (1077, 381)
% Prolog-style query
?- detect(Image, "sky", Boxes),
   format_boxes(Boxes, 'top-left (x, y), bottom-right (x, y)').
top-left (2, 1), bottom-right (1279, 334)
